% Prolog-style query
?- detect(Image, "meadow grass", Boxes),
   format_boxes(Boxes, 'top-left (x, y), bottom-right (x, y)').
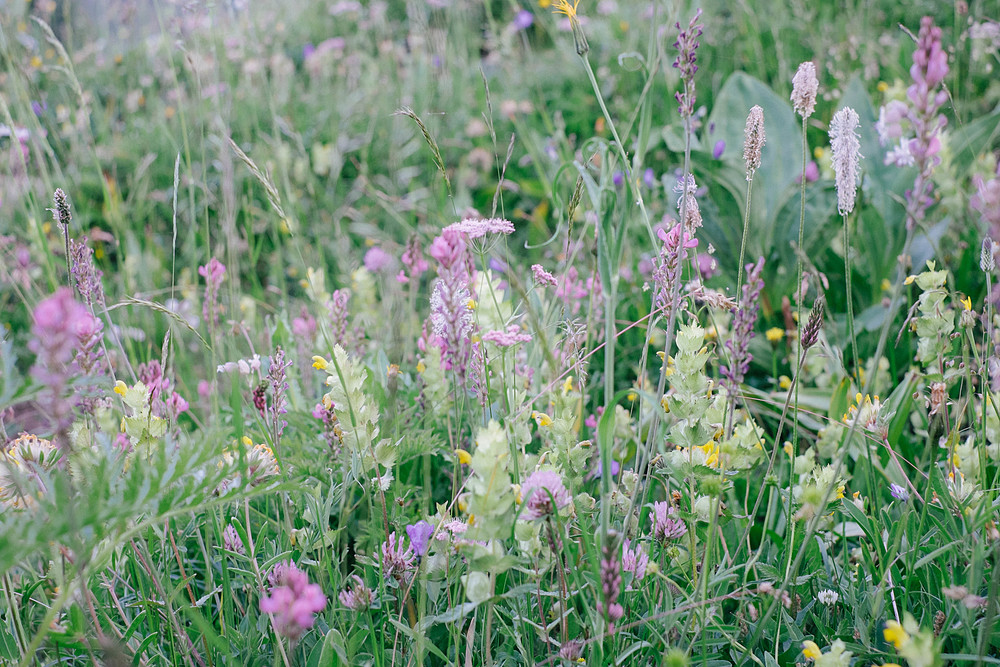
top-left (1, 1), bottom-right (1000, 665)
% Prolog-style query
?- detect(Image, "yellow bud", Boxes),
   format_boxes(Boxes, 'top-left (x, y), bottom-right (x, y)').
top-left (241, 436), bottom-right (253, 447)
top-left (416, 360), bottom-right (426, 373)
top-left (456, 449), bottom-right (472, 465)
top-left (883, 620), bottom-right (909, 649)
top-left (113, 380), bottom-right (128, 396)
top-left (312, 356), bottom-right (329, 370)
top-left (903, 275), bottom-right (916, 285)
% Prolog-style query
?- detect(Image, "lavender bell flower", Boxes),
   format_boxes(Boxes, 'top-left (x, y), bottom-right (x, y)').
top-left (405, 520), bottom-right (435, 557)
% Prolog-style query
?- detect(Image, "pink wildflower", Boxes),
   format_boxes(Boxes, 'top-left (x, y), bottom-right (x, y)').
top-left (520, 470), bottom-right (571, 520)
top-left (651, 501), bottom-right (687, 544)
top-left (531, 264), bottom-right (557, 287)
top-left (445, 217), bottom-right (515, 239)
top-left (338, 575), bottom-right (374, 611)
top-left (481, 325), bottom-right (532, 348)
top-left (363, 246), bottom-right (395, 273)
top-left (259, 567), bottom-right (326, 640)
top-left (380, 531), bottom-right (416, 582)
top-left (621, 538), bottom-right (649, 584)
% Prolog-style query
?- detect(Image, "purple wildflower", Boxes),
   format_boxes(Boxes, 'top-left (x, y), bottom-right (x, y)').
top-left (600, 538), bottom-right (624, 629)
top-left (829, 107), bottom-right (862, 216)
top-left (29, 288), bottom-right (90, 445)
top-left (621, 538), bottom-right (649, 584)
top-left (652, 223), bottom-right (698, 322)
top-left (531, 264), bottom-right (557, 287)
top-left (721, 257), bottom-right (765, 389)
top-left (68, 237), bottom-right (105, 307)
top-left (223, 524), bottom-right (245, 555)
top-left (481, 325), bottom-right (532, 348)
top-left (259, 567), bottom-right (326, 640)
top-left (338, 575), bottom-right (374, 611)
top-left (399, 235), bottom-right (429, 285)
top-left (444, 217), bottom-right (515, 239)
top-left (512, 9), bottom-right (534, 31)
top-left (612, 170), bottom-right (624, 188)
top-left (520, 470), bottom-right (571, 520)
top-left (327, 289), bottom-right (352, 350)
top-left (672, 9), bottom-right (704, 119)
top-left (651, 501), bottom-right (687, 544)
top-left (643, 167), bottom-right (657, 189)
top-left (972, 166), bottom-right (1000, 250)
top-left (267, 347), bottom-right (292, 442)
top-left (198, 257), bottom-right (226, 327)
top-left (712, 139), bottom-right (726, 159)
top-left (363, 246), bottom-right (394, 273)
top-left (890, 483), bottom-right (909, 502)
top-left (268, 560), bottom-right (300, 588)
top-left (429, 229), bottom-right (475, 380)
top-left (380, 531), bottom-right (416, 582)
top-left (405, 520), bottom-right (435, 557)
top-left (791, 62), bottom-right (819, 119)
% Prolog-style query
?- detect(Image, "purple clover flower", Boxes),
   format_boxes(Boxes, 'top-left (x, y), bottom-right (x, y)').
top-left (651, 501), bottom-right (687, 544)
top-left (380, 531), bottom-right (416, 582)
top-left (520, 470), bottom-right (571, 520)
top-left (338, 575), bottom-right (374, 611)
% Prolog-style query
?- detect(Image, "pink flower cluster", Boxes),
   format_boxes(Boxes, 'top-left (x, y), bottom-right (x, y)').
top-left (519, 470), bottom-right (571, 520)
top-left (259, 564), bottom-right (326, 640)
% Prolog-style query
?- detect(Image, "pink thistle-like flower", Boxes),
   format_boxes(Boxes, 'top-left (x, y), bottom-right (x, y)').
top-left (790, 62), bottom-right (819, 119)
top-left (259, 567), bottom-right (326, 640)
top-left (338, 574), bottom-right (374, 611)
top-left (651, 501), bottom-right (687, 544)
top-left (829, 107), bottom-right (862, 216)
top-left (380, 531), bottom-right (416, 582)
top-left (531, 264), bottom-right (557, 287)
top-left (519, 470), bottom-right (571, 520)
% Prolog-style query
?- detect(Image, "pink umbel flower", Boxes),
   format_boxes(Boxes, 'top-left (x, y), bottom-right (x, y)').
top-left (444, 217), bottom-right (515, 239)
top-left (29, 288), bottom-right (90, 445)
top-left (531, 264), bottom-right (557, 287)
top-left (651, 501), bottom-right (687, 544)
top-left (198, 257), bottom-right (226, 327)
top-left (520, 470), bottom-right (571, 520)
top-left (338, 575), bottom-right (374, 611)
top-left (380, 531), bottom-right (416, 582)
top-left (481, 325), bottom-right (532, 348)
top-left (259, 566), bottom-right (326, 640)
top-left (790, 62), bottom-right (819, 119)
top-left (829, 107), bottom-right (862, 216)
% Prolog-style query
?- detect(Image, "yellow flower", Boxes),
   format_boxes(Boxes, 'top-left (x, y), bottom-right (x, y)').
top-left (765, 327), bottom-right (784, 344)
top-left (552, 0), bottom-right (579, 18)
top-left (801, 640), bottom-right (821, 660)
top-left (626, 391), bottom-right (637, 402)
top-left (562, 375), bottom-right (574, 394)
top-left (813, 146), bottom-right (825, 160)
top-left (880, 278), bottom-right (891, 291)
top-left (661, 395), bottom-right (670, 413)
top-left (113, 380), bottom-right (128, 396)
top-left (538, 0), bottom-right (551, 7)
top-left (960, 296), bottom-right (972, 311)
top-left (532, 411), bottom-right (553, 427)
top-left (883, 620), bottom-right (909, 649)
top-left (241, 436), bottom-right (253, 447)
top-left (903, 274), bottom-right (916, 285)
top-left (877, 81), bottom-right (890, 93)
top-left (778, 375), bottom-right (792, 390)
top-left (312, 356), bottom-right (329, 370)
top-left (467, 298), bottom-right (477, 310)
top-left (416, 360), bottom-right (426, 374)
top-left (456, 449), bottom-right (472, 465)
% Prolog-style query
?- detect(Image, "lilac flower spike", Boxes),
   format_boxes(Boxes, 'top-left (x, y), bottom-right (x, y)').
top-left (519, 470), bottom-right (571, 520)
top-left (743, 106), bottom-right (765, 180)
top-left (791, 62), bottom-right (819, 119)
top-left (405, 520), bottom-right (435, 557)
top-left (429, 228), bottom-right (474, 378)
top-left (651, 501), bottom-right (687, 543)
top-left (198, 257), bottom-right (226, 327)
top-left (829, 107), bottom-right (862, 216)
top-left (259, 567), bottom-right (326, 640)
top-left (673, 9), bottom-right (704, 119)
top-left (721, 257), bottom-right (765, 389)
